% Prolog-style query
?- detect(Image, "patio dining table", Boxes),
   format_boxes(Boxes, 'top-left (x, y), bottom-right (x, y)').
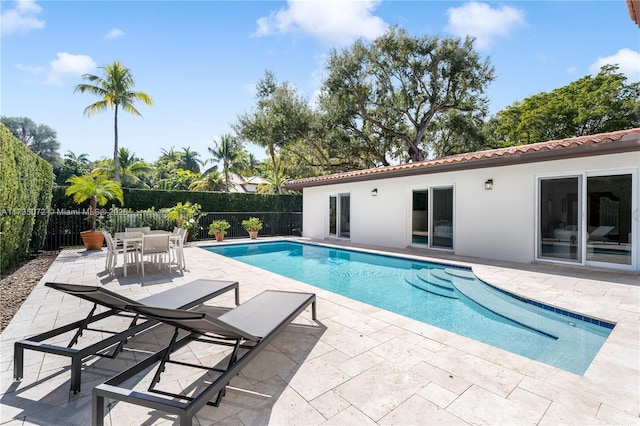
top-left (114, 231), bottom-right (182, 277)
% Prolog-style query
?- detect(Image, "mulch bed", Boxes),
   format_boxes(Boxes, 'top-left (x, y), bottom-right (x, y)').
top-left (0, 252), bottom-right (59, 332)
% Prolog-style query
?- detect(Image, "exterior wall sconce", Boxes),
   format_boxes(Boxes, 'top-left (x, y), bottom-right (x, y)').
top-left (485, 179), bottom-right (493, 190)
top-left (371, 188), bottom-right (378, 196)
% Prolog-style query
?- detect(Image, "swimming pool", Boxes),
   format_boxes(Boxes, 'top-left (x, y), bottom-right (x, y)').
top-left (204, 241), bottom-right (614, 375)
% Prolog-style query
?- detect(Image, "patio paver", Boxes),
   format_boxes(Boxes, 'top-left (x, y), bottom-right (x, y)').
top-left (1, 237), bottom-right (638, 425)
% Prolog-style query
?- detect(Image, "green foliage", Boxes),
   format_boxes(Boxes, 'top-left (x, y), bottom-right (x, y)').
top-left (234, 70), bottom-right (313, 193)
top-left (101, 207), bottom-right (174, 235)
top-left (50, 187), bottom-right (302, 212)
top-left (1, 124), bottom-right (54, 273)
top-left (55, 151), bottom-right (91, 185)
top-left (207, 134), bottom-right (247, 191)
top-left (320, 26), bottom-right (495, 163)
top-left (65, 175), bottom-right (124, 230)
top-left (163, 201), bottom-right (203, 232)
top-left (493, 65), bottom-right (640, 145)
top-left (1, 116), bottom-right (62, 167)
top-left (208, 219), bottom-right (231, 236)
top-left (241, 216), bottom-right (263, 232)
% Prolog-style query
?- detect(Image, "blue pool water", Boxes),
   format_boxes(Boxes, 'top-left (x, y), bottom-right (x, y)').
top-left (204, 241), bottom-right (613, 374)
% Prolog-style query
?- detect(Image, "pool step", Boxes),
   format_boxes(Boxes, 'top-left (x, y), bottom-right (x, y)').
top-left (450, 276), bottom-right (558, 338)
top-left (416, 269), bottom-right (455, 290)
top-left (444, 268), bottom-right (476, 279)
top-left (405, 270), bottom-right (458, 299)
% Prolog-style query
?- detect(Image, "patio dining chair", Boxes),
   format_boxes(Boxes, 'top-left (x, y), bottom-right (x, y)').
top-left (141, 233), bottom-right (171, 277)
top-left (125, 226), bottom-right (151, 234)
top-left (171, 228), bottom-right (186, 270)
top-left (93, 290), bottom-right (317, 426)
top-left (103, 231), bottom-right (140, 276)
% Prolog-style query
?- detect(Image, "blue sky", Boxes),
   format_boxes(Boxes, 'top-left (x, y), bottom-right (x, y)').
top-left (2, 0), bottom-right (639, 165)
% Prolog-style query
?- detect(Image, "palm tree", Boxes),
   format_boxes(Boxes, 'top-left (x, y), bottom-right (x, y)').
top-left (65, 175), bottom-right (124, 231)
top-left (207, 134), bottom-right (247, 192)
top-left (189, 169), bottom-right (226, 192)
top-left (65, 150), bottom-right (90, 164)
top-left (177, 147), bottom-right (202, 173)
top-left (74, 61), bottom-right (153, 183)
top-left (117, 147), bottom-right (152, 188)
top-left (158, 146), bottom-right (180, 163)
top-left (92, 148), bottom-right (152, 188)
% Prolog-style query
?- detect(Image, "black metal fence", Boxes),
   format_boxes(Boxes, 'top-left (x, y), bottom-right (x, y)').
top-left (43, 211), bottom-right (302, 251)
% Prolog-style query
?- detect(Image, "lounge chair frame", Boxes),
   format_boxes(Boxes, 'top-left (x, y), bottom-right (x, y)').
top-left (14, 279), bottom-right (239, 394)
top-left (92, 290), bottom-right (317, 426)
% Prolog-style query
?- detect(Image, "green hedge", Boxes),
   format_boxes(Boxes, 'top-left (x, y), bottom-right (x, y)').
top-left (0, 125), bottom-right (54, 273)
top-left (51, 187), bottom-right (302, 212)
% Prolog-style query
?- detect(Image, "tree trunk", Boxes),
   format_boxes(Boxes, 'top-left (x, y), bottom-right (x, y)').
top-left (268, 143), bottom-right (282, 194)
top-left (114, 105), bottom-right (120, 182)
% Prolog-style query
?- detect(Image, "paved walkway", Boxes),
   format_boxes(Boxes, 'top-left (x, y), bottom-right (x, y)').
top-left (1, 238), bottom-right (638, 425)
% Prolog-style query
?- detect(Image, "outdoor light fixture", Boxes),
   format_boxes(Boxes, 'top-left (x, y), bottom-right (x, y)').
top-left (371, 188), bottom-right (378, 196)
top-left (485, 179), bottom-right (494, 190)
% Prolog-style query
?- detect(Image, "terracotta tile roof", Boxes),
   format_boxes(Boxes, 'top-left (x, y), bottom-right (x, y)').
top-left (286, 128), bottom-right (640, 188)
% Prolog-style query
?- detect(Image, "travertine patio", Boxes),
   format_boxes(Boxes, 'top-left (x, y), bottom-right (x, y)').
top-left (1, 238), bottom-right (639, 425)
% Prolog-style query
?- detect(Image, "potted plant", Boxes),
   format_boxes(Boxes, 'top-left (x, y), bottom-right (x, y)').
top-left (208, 219), bottom-right (231, 242)
top-left (164, 201), bottom-right (202, 242)
top-left (65, 175), bottom-right (124, 250)
top-left (241, 217), bottom-right (263, 239)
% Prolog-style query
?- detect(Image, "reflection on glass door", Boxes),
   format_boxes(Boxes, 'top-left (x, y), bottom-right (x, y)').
top-left (329, 194), bottom-right (350, 239)
top-left (412, 190), bottom-right (429, 245)
top-left (329, 196), bottom-right (337, 236)
top-left (432, 187), bottom-right (453, 249)
top-left (538, 177), bottom-right (581, 262)
top-left (339, 194), bottom-right (351, 238)
top-left (586, 174), bottom-right (632, 265)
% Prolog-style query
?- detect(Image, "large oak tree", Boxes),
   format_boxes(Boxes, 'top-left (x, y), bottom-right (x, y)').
top-left (320, 26), bottom-right (495, 163)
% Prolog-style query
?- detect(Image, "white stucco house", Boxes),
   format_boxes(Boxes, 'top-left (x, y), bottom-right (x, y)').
top-left (285, 128), bottom-right (640, 272)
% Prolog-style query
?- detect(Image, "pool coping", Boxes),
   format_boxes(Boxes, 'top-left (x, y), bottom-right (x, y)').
top-left (1, 236), bottom-right (638, 425)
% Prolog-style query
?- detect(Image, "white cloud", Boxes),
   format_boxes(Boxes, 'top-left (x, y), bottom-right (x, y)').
top-left (589, 48), bottom-right (640, 82)
top-left (446, 2), bottom-right (525, 50)
top-left (46, 53), bottom-right (97, 85)
top-left (566, 66), bottom-right (578, 75)
top-left (253, 0), bottom-right (388, 46)
top-left (15, 63), bottom-right (44, 74)
top-left (105, 28), bottom-right (125, 39)
top-left (1, 0), bottom-right (45, 35)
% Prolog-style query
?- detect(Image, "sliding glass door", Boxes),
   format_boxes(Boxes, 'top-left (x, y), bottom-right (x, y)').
top-left (329, 194), bottom-right (350, 239)
top-left (538, 177), bottom-right (582, 262)
top-left (411, 187), bottom-right (454, 249)
top-left (432, 187), bottom-right (454, 249)
top-left (538, 171), bottom-right (635, 268)
top-left (412, 190), bottom-right (429, 245)
top-left (586, 174), bottom-right (632, 265)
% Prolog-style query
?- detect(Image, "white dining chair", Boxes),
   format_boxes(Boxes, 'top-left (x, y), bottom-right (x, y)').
top-left (125, 227), bottom-right (151, 234)
top-left (140, 233), bottom-right (171, 277)
top-left (170, 228), bottom-right (186, 270)
top-left (103, 231), bottom-right (140, 276)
